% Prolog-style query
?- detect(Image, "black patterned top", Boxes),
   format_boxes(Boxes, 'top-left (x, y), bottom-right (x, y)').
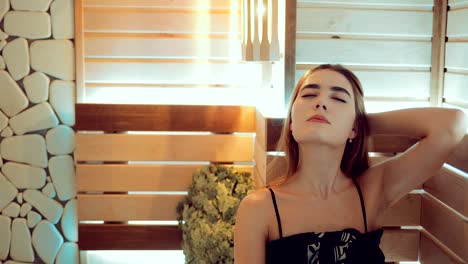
top-left (265, 178), bottom-right (385, 263)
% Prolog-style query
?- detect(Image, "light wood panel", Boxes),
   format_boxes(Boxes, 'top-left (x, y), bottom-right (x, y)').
top-left (445, 42), bottom-right (468, 70)
top-left (382, 193), bottom-right (421, 226)
top-left (75, 134), bottom-right (254, 162)
top-left (84, 59), bottom-right (262, 85)
top-left (284, 0), bottom-right (297, 107)
top-left (430, 0), bottom-right (448, 107)
top-left (75, 104), bottom-right (256, 132)
top-left (78, 225), bottom-right (182, 250)
top-left (421, 193), bottom-right (467, 261)
top-left (295, 69), bottom-right (431, 98)
top-left (78, 194), bottom-right (185, 221)
top-left (296, 39), bottom-right (431, 66)
top-left (380, 228), bottom-right (419, 262)
top-left (83, 0), bottom-right (235, 9)
top-left (77, 164), bottom-right (253, 192)
top-left (83, 8), bottom-right (236, 34)
top-left (84, 33), bottom-right (240, 59)
top-left (424, 165), bottom-right (468, 218)
top-left (297, 0), bottom-right (433, 9)
top-left (447, 8), bottom-right (468, 36)
top-left (75, 0), bottom-right (86, 103)
top-left (420, 229), bottom-right (467, 263)
top-left (297, 8), bottom-right (432, 37)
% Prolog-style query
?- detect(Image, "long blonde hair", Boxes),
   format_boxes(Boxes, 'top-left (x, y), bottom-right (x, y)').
top-left (267, 64), bottom-right (370, 186)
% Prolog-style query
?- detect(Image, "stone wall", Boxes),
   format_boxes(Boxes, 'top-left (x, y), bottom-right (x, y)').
top-left (0, 0), bottom-right (77, 263)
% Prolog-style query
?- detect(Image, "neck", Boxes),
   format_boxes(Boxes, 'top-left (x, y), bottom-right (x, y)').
top-left (288, 142), bottom-right (349, 200)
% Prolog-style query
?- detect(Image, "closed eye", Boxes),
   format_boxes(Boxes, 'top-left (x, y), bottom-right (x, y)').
top-left (301, 94), bottom-right (347, 103)
top-left (334, 98), bottom-right (346, 103)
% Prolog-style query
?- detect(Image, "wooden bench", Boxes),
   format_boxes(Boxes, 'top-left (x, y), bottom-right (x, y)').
top-left (76, 104), bottom-right (467, 263)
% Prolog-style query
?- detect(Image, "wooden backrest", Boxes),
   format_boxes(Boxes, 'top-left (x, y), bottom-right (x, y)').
top-left (76, 104), bottom-right (255, 250)
top-left (255, 110), bottom-right (468, 263)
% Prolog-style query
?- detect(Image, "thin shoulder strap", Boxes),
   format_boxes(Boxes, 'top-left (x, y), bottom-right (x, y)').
top-left (268, 187), bottom-right (283, 239)
top-left (351, 177), bottom-right (368, 233)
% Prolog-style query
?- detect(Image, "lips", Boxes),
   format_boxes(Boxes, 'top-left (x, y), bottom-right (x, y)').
top-left (307, 114), bottom-right (330, 124)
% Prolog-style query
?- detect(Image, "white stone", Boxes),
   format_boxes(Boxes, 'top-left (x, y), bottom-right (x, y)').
top-left (49, 80), bottom-right (75, 126)
top-left (42, 182), bottom-right (55, 198)
top-left (4, 11), bottom-right (51, 39)
top-left (51, 0), bottom-right (74, 39)
top-left (0, 0), bottom-right (8, 21)
top-left (46, 176), bottom-right (51, 183)
top-left (23, 189), bottom-right (62, 224)
top-left (2, 162), bottom-right (46, 189)
top-left (0, 127), bottom-right (12, 137)
top-left (61, 199), bottom-right (77, 242)
top-left (0, 71), bottom-right (28, 117)
top-left (9, 102), bottom-right (59, 135)
top-left (10, 218), bottom-right (34, 262)
top-left (32, 220), bottom-right (64, 264)
top-left (27, 211), bottom-right (41, 228)
top-left (0, 215), bottom-right (11, 260)
top-left (16, 193), bottom-right (22, 204)
top-left (55, 242), bottom-right (78, 264)
top-left (0, 29), bottom-right (8, 40)
top-left (0, 173), bottom-right (18, 211)
top-left (5, 261), bottom-right (30, 264)
top-left (1, 202), bottom-right (19, 217)
top-left (0, 56), bottom-right (4, 70)
top-left (0, 135), bottom-right (48, 168)
top-left (0, 155), bottom-right (2, 167)
top-left (19, 203), bottom-right (31, 217)
top-left (46, 125), bottom-right (75, 155)
top-left (0, 111), bottom-right (7, 132)
top-left (2, 37), bottom-right (29, 81)
top-left (11, 0), bottom-right (53, 11)
top-left (49, 155), bottom-right (75, 201)
top-left (23, 72), bottom-right (50, 103)
top-left (30, 40), bottom-right (75, 80)
top-left (0, 40), bottom-right (6, 52)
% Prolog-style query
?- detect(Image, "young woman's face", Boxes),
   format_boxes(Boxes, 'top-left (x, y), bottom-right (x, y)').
top-left (290, 69), bottom-right (357, 147)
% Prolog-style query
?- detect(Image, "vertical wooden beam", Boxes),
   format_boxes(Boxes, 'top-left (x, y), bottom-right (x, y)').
top-left (284, 0), bottom-right (297, 108)
top-left (74, 0), bottom-right (86, 103)
top-left (254, 109), bottom-right (268, 188)
top-left (430, 0), bottom-right (448, 107)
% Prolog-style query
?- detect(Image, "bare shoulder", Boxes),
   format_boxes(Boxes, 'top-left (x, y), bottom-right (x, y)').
top-left (237, 188), bottom-right (273, 218)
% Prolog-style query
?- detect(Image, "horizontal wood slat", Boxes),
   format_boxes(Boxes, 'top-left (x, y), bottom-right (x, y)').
top-left (421, 193), bottom-right (467, 261)
top-left (83, 0), bottom-right (235, 9)
top-left (78, 194), bottom-right (184, 221)
top-left (297, 8), bottom-right (432, 37)
top-left (75, 134), bottom-right (254, 162)
top-left (420, 229), bottom-right (466, 264)
top-left (83, 8), bottom-right (236, 34)
top-left (296, 39), bottom-right (431, 66)
top-left (423, 165), bottom-right (468, 218)
top-left (85, 35), bottom-right (240, 59)
top-left (296, 70), bottom-right (431, 98)
top-left (78, 225), bottom-right (182, 250)
top-left (77, 225), bottom-right (419, 255)
top-left (84, 59), bottom-right (262, 86)
top-left (75, 104), bottom-right (256, 132)
top-left (77, 193), bottom-right (419, 226)
top-left (77, 164), bottom-right (253, 192)
top-left (380, 229), bottom-right (420, 262)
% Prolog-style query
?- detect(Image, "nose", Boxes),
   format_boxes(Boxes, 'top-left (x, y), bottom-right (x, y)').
top-left (316, 104), bottom-right (327, 110)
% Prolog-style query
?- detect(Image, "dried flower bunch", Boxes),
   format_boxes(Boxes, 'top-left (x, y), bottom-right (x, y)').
top-left (177, 165), bottom-right (254, 264)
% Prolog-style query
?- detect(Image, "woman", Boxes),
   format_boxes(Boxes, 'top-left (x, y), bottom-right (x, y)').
top-left (234, 64), bottom-right (466, 263)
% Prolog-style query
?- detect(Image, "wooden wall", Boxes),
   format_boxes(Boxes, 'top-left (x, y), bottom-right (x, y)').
top-left (75, 0), bottom-right (262, 105)
top-left (295, 0), bottom-right (434, 112)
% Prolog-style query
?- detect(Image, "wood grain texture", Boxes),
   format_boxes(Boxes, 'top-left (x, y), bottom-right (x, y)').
top-left (78, 224), bottom-right (182, 250)
top-left (77, 164), bottom-right (253, 192)
top-left (75, 134), bottom-right (254, 162)
top-left (380, 228), bottom-right (419, 262)
top-left (75, 104), bottom-right (255, 132)
top-left (430, 0), bottom-right (448, 107)
top-left (75, 0), bottom-right (86, 102)
top-left (78, 194), bottom-right (185, 221)
top-left (83, 0), bottom-right (235, 9)
top-left (423, 165), bottom-right (468, 218)
top-left (284, 0), bottom-right (297, 107)
top-left (420, 229), bottom-right (466, 264)
top-left (421, 193), bottom-right (467, 261)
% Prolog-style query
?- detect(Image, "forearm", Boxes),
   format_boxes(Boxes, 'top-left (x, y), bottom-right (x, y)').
top-left (367, 107), bottom-right (467, 142)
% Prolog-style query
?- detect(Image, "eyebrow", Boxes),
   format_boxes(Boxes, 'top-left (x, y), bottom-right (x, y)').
top-left (300, 84), bottom-right (351, 97)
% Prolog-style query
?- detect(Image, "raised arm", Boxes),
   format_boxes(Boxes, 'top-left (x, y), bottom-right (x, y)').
top-left (367, 107), bottom-right (467, 209)
top-left (234, 192), bottom-right (269, 264)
